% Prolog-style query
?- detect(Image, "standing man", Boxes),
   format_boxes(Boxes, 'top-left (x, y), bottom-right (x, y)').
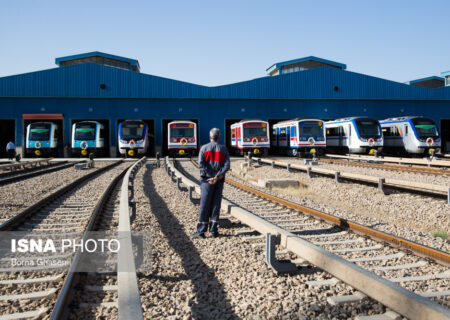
top-left (6, 141), bottom-right (16, 160)
top-left (192, 128), bottom-right (230, 238)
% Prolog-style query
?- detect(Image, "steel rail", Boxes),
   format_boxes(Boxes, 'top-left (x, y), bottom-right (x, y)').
top-left (117, 157), bottom-right (146, 320)
top-left (317, 157), bottom-right (449, 176)
top-left (0, 160), bottom-right (122, 231)
top-left (255, 157), bottom-right (448, 198)
top-left (50, 162), bottom-right (132, 320)
top-left (0, 161), bottom-right (83, 185)
top-left (0, 158), bottom-right (53, 171)
top-left (172, 158), bottom-right (450, 320)
top-left (191, 158), bottom-right (450, 266)
top-left (326, 153), bottom-right (450, 168)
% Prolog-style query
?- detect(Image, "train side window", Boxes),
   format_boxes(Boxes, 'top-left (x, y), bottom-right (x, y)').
top-left (280, 129), bottom-right (286, 137)
top-left (273, 128), bottom-right (276, 135)
top-left (404, 125), bottom-right (408, 136)
top-left (99, 127), bottom-right (105, 139)
top-left (382, 128), bottom-right (390, 136)
top-left (54, 129), bottom-right (59, 139)
top-left (327, 127), bottom-right (339, 136)
top-left (231, 129), bottom-right (235, 139)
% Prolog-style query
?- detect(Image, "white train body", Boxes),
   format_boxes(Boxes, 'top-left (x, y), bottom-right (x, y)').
top-left (230, 120), bottom-right (270, 156)
top-left (167, 121), bottom-right (197, 156)
top-left (26, 122), bottom-right (59, 157)
top-left (272, 119), bottom-right (326, 156)
top-left (325, 117), bottom-right (383, 154)
top-left (380, 117), bottom-right (441, 155)
top-left (71, 121), bottom-right (105, 157)
top-left (118, 120), bottom-right (149, 157)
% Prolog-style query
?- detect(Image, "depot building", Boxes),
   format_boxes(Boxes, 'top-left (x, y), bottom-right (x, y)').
top-left (0, 52), bottom-right (449, 157)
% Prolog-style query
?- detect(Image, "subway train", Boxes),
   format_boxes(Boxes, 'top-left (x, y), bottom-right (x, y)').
top-left (272, 118), bottom-right (326, 156)
top-left (118, 120), bottom-right (149, 157)
top-left (167, 120), bottom-right (197, 156)
top-left (25, 122), bottom-right (59, 157)
top-left (71, 121), bottom-right (105, 157)
top-left (380, 117), bottom-right (441, 156)
top-left (325, 117), bottom-right (383, 154)
top-left (230, 120), bottom-right (270, 156)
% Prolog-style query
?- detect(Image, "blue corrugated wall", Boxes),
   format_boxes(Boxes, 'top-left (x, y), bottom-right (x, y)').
top-left (0, 63), bottom-right (449, 150)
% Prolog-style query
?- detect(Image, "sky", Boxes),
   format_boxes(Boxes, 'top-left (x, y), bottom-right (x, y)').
top-left (0, 0), bottom-right (449, 86)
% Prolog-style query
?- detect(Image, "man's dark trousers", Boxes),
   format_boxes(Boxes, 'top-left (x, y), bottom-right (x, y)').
top-left (7, 150), bottom-right (15, 160)
top-left (196, 178), bottom-right (224, 234)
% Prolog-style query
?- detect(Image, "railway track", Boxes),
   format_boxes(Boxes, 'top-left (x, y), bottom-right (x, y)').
top-left (253, 157), bottom-right (449, 201)
top-left (325, 154), bottom-right (450, 169)
top-left (0, 160), bottom-right (81, 185)
top-left (170, 158), bottom-right (449, 320)
top-left (0, 160), bottom-right (135, 319)
top-left (316, 157), bottom-right (450, 177)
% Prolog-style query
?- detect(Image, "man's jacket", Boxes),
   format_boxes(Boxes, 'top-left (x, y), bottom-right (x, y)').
top-left (198, 141), bottom-right (230, 179)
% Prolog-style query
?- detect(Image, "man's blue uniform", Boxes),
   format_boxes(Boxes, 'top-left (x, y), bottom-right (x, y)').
top-left (197, 141), bottom-right (230, 235)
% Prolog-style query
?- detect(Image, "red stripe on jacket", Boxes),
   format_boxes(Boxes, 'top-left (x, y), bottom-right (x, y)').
top-left (204, 151), bottom-right (226, 163)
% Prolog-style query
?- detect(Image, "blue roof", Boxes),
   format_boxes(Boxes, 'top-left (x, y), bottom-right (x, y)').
top-left (1, 63), bottom-right (450, 100)
top-left (441, 71), bottom-right (450, 77)
top-left (266, 56), bottom-right (347, 73)
top-left (55, 51), bottom-right (140, 70)
top-left (407, 76), bottom-right (444, 85)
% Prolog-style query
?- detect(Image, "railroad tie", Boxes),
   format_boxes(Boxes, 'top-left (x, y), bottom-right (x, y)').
top-left (330, 244), bottom-right (383, 253)
top-left (0, 288), bottom-right (57, 301)
top-left (0, 274), bottom-right (64, 285)
top-left (348, 252), bottom-right (405, 263)
top-left (327, 291), bottom-right (367, 305)
top-left (372, 261), bottom-right (427, 271)
top-left (355, 311), bottom-right (401, 320)
top-left (0, 308), bottom-right (49, 320)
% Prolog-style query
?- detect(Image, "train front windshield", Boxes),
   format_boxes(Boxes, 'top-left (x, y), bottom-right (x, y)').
top-left (412, 118), bottom-right (439, 138)
top-left (29, 124), bottom-right (50, 141)
top-left (170, 127), bottom-right (194, 137)
top-left (299, 122), bottom-right (324, 137)
top-left (121, 122), bottom-right (145, 140)
top-left (355, 119), bottom-right (381, 138)
top-left (75, 123), bottom-right (96, 140)
top-left (243, 124), bottom-right (268, 137)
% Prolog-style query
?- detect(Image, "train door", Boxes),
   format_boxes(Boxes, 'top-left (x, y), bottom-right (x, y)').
top-left (339, 126), bottom-right (345, 148)
top-left (272, 127), bottom-right (278, 147)
top-left (290, 125), bottom-right (296, 148)
top-left (231, 128), bottom-right (236, 147)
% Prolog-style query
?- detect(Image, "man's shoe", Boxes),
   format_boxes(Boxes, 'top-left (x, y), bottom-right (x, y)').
top-left (192, 232), bottom-right (205, 239)
top-left (210, 232), bottom-right (219, 238)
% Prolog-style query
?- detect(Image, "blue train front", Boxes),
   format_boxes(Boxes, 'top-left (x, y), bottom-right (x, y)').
top-left (118, 120), bottom-right (149, 157)
top-left (272, 119), bottom-right (326, 156)
top-left (71, 121), bottom-right (105, 157)
top-left (25, 122), bottom-right (59, 157)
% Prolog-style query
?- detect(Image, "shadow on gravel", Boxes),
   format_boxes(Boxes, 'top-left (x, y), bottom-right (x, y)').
top-left (143, 168), bottom-right (238, 320)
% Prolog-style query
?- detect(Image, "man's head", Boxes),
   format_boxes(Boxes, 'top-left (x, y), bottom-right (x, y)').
top-left (209, 128), bottom-right (220, 142)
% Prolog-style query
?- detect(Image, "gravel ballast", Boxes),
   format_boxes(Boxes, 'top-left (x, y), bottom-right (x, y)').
top-left (231, 159), bottom-right (449, 252)
top-left (132, 164), bottom-right (390, 319)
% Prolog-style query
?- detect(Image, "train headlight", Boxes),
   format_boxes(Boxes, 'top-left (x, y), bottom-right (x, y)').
top-left (137, 140), bottom-right (144, 144)
top-left (189, 138), bottom-right (195, 142)
top-left (120, 139), bottom-right (127, 144)
top-left (170, 138), bottom-right (177, 143)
